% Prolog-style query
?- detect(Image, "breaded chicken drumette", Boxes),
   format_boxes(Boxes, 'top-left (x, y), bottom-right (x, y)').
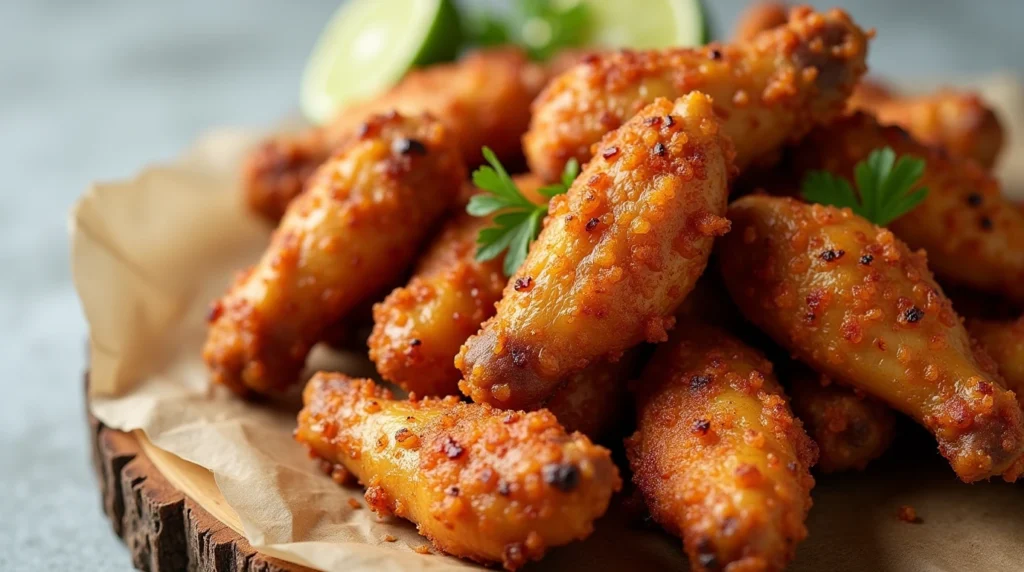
top-left (626, 322), bottom-right (816, 572)
top-left (719, 195), bottom-right (1024, 482)
top-left (525, 6), bottom-right (870, 182)
top-left (848, 83), bottom-right (1006, 169)
top-left (244, 48), bottom-right (546, 221)
top-left (457, 93), bottom-right (734, 409)
top-left (786, 365), bottom-right (896, 473)
top-left (783, 112), bottom-right (1024, 305)
top-left (295, 373), bottom-right (621, 570)
top-left (204, 112), bottom-right (464, 395)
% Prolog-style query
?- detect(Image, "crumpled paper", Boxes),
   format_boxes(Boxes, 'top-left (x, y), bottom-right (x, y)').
top-left (72, 78), bottom-right (1024, 572)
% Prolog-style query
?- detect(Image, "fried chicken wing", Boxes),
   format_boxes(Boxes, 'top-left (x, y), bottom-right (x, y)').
top-left (368, 211), bottom-right (505, 396)
top-left (457, 93), bottom-right (734, 409)
top-left (204, 112), bottom-right (465, 395)
top-left (368, 175), bottom-right (543, 397)
top-left (244, 48), bottom-right (546, 221)
top-left (295, 373), bottom-right (621, 570)
top-left (784, 112), bottom-right (1024, 305)
top-left (524, 6), bottom-right (870, 182)
top-left (718, 195), bottom-right (1024, 482)
top-left (732, 1), bottom-right (789, 42)
top-left (967, 317), bottom-right (1024, 406)
top-left (849, 83), bottom-right (1006, 169)
top-left (786, 366), bottom-right (895, 472)
top-left (626, 323), bottom-right (816, 572)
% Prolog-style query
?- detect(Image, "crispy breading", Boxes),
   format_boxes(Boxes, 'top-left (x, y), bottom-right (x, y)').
top-left (626, 323), bottom-right (816, 572)
top-left (295, 373), bottom-right (621, 570)
top-left (786, 366), bottom-right (895, 472)
top-left (524, 6), bottom-right (870, 182)
top-left (718, 195), bottom-right (1024, 482)
top-left (967, 317), bottom-right (1024, 407)
top-left (368, 175), bottom-right (543, 397)
top-left (540, 350), bottom-right (638, 439)
top-left (849, 82), bottom-right (1006, 169)
top-left (204, 112), bottom-right (465, 395)
top-left (243, 48), bottom-right (546, 221)
top-left (368, 212), bottom-right (505, 396)
top-left (784, 112), bottom-right (1024, 305)
top-left (457, 94), bottom-right (734, 409)
top-left (732, 1), bottom-right (789, 42)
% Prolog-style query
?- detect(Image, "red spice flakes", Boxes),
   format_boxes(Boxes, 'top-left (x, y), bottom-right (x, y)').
top-left (897, 505), bottom-right (921, 523)
top-left (601, 146), bottom-right (620, 159)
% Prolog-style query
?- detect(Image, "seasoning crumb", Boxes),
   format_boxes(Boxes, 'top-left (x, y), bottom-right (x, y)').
top-left (382, 534), bottom-right (397, 543)
top-left (859, 254), bottom-right (874, 265)
top-left (897, 505), bottom-right (921, 523)
top-left (904, 307), bottom-right (925, 323)
top-left (415, 544), bottom-right (433, 555)
top-left (820, 248), bottom-right (845, 262)
top-left (653, 142), bottom-right (666, 156)
top-left (347, 498), bottom-right (362, 510)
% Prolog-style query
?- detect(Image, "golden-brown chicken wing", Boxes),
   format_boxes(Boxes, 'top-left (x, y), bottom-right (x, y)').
top-left (718, 195), bottom-right (1024, 482)
top-left (784, 112), bottom-right (1024, 305)
top-left (243, 48), bottom-right (546, 221)
top-left (626, 323), bottom-right (816, 572)
top-left (786, 366), bottom-right (895, 472)
top-left (295, 373), bottom-right (621, 570)
top-left (848, 83), bottom-right (1006, 169)
top-left (204, 112), bottom-right (465, 395)
top-left (367, 175), bottom-right (543, 397)
top-left (368, 211), bottom-right (504, 396)
top-left (524, 6), bottom-right (870, 182)
top-left (732, 1), bottom-right (789, 42)
top-left (457, 93), bottom-right (734, 409)
top-left (967, 317), bottom-right (1024, 406)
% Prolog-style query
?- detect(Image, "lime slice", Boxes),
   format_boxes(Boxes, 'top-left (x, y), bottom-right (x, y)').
top-left (300, 0), bottom-right (462, 125)
top-left (580, 0), bottom-right (707, 50)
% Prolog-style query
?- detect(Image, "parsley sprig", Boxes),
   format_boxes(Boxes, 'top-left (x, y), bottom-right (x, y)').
top-left (468, 148), bottom-right (579, 276)
top-left (468, 0), bottom-right (591, 61)
top-left (801, 147), bottom-right (929, 227)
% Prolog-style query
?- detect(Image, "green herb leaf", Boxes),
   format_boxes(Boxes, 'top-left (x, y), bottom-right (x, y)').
top-left (468, 150), bottom-right (580, 276)
top-left (801, 147), bottom-right (929, 226)
top-left (466, 0), bottom-right (591, 61)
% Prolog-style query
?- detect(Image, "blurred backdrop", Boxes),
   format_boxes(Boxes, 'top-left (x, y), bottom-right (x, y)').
top-left (0, 0), bottom-right (1020, 570)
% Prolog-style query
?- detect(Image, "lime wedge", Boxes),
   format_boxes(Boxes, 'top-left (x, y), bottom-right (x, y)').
top-left (580, 0), bottom-right (707, 50)
top-left (300, 0), bottom-right (462, 125)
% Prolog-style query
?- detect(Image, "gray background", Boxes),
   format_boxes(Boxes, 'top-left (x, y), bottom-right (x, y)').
top-left (1, 0), bottom-right (1020, 570)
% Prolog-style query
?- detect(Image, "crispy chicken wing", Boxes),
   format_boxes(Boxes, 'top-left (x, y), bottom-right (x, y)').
top-left (732, 1), bottom-right (789, 42)
top-left (967, 317), bottom-right (1024, 406)
top-left (719, 195), bottom-right (1024, 482)
top-left (204, 112), bottom-right (465, 395)
top-left (524, 6), bottom-right (870, 182)
top-left (244, 48), bottom-right (546, 221)
top-left (786, 366), bottom-right (895, 472)
top-left (368, 175), bottom-right (543, 397)
top-left (295, 373), bottom-right (621, 570)
top-left (626, 323), bottom-right (816, 572)
top-left (368, 211), bottom-right (505, 396)
top-left (784, 112), bottom-right (1024, 305)
top-left (849, 82), bottom-right (1006, 169)
top-left (457, 93), bottom-right (734, 409)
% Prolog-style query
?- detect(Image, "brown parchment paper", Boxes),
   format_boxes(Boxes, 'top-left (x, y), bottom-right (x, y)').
top-left (72, 78), bottom-right (1024, 572)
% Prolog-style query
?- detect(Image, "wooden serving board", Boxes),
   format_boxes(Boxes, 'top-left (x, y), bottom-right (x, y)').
top-left (87, 375), bottom-right (312, 572)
